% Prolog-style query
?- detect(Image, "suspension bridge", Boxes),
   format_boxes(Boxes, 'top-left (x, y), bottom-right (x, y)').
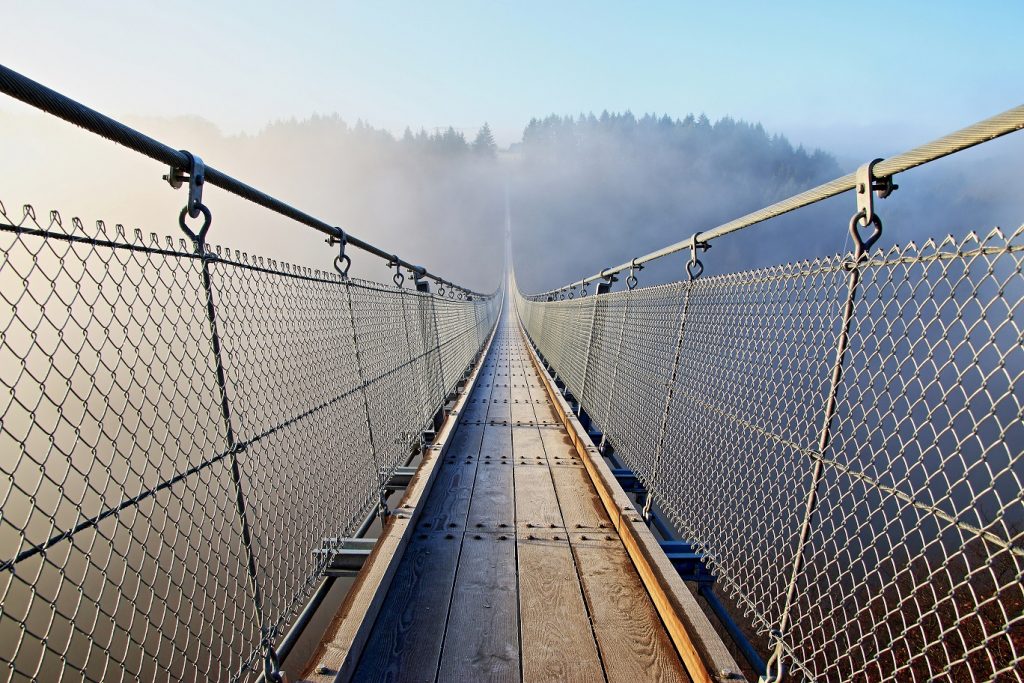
top-left (0, 64), bottom-right (1021, 682)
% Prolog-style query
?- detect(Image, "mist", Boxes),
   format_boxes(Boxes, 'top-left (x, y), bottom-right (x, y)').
top-left (0, 110), bottom-right (506, 293)
top-left (1, 106), bottom-right (1021, 295)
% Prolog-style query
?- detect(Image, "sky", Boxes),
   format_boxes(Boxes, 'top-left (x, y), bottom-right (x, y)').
top-left (3, 1), bottom-right (1021, 155)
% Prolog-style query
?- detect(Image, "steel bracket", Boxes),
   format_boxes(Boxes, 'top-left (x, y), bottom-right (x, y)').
top-left (855, 158), bottom-right (897, 224)
top-left (163, 151), bottom-right (205, 218)
top-left (315, 538), bottom-right (378, 577)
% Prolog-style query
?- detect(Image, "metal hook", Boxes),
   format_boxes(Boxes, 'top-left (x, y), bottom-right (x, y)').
top-left (849, 210), bottom-right (883, 259)
top-left (627, 259), bottom-right (642, 290)
top-left (178, 203), bottom-right (212, 248)
top-left (687, 234), bottom-right (710, 281)
top-left (328, 231), bottom-right (351, 278)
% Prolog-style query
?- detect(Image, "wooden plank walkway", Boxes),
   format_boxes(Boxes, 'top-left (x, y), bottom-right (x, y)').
top-left (338, 303), bottom-right (691, 683)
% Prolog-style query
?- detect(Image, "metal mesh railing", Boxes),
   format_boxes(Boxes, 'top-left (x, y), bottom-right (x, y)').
top-left (0, 201), bottom-right (499, 682)
top-left (516, 225), bottom-right (1024, 681)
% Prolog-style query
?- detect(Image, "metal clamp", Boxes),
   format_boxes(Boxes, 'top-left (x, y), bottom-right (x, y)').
top-left (413, 267), bottom-right (430, 293)
top-left (164, 151), bottom-right (206, 219)
top-left (627, 258), bottom-right (643, 290)
top-left (387, 255), bottom-right (405, 288)
top-left (327, 230), bottom-right (351, 278)
top-left (855, 158), bottom-right (897, 226)
top-left (849, 159), bottom-right (895, 259)
top-left (687, 234), bottom-right (710, 281)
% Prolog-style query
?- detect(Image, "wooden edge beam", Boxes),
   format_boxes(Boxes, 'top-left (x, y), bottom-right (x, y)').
top-left (514, 315), bottom-right (748, 683)
top-left (299, 322), bottom-right (501, 683)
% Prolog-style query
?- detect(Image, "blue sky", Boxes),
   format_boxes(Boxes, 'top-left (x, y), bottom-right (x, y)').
top-left (3, 1), bottom-right (1021, 155)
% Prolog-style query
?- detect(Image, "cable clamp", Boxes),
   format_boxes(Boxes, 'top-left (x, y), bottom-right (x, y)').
top-left (164, 151), bottom-right (205, 219)
top-left (850, 159), bottom-right (894, 259)
top-left (412, 266), bottom-right (431, 293)
top-left (627, 258), bottom-right (643, 290)
top-left (327, 229), bottom-right (350, 278)
top-left (387, 255), bottom-right (405, 287)
top-left (687, 234), bottom-right (710, 280)
top-left (855, 158), bottom-right (897, 227)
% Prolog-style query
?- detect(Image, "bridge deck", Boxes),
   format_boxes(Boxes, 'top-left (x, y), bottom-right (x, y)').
top-left (303, 304), bottom-right (691, 682)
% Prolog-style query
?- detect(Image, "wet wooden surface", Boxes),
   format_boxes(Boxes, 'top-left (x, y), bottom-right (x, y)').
top-left (343, 304), bottom-right (690, 683)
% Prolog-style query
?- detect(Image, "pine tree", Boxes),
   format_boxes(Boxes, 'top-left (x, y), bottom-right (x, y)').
top-left (473, 122), bottom-right (497, 157)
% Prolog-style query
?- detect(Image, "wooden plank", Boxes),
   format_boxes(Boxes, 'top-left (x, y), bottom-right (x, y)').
top-left (415, 418), bottom-right (485, 534)
top-left (530, 401), bottom-right (560, 424)
top-left (550, 466), bottom-right (611, 530)
top-left (478, 423), bottom-right (513, 463)
top-left (509, 383), bottom-right (533, 402)
top-left (572, 541), bottom-right (690, 683)
top-left (299, 322), bottom-right (498, 682)
top-left (349, 533), bottom-right (463, 683)
top-left (514, 465), bottom-right (564, 531)
top-left (511, 427), bottom-right (547, 466)
top-left (511, 399), bottom-right (536, 423)
top-left (467, 460), bottom-right (514, 531)
top-left (417, 460), bottom-right (479, 534)
top-left (460, 397), bottom-right (490, 422)
top-left (486, 397), bottom-right (512, 421)
top-left (436, 532), bottom-right (520, 682)
top-left (516, 323), bottom-right (746, 683)
top-left (538, 428), bottom-right (581, 465)
top-left (517, 535), bottom-right (604, 683)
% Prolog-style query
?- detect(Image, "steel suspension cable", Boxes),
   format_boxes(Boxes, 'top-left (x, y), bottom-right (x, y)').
top-left (0, 63), bottom-right (489, 297)
top-left (532, 104), bottom-right (1024, 297)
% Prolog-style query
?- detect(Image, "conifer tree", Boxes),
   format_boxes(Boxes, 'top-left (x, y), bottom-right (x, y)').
top-left (473, 123), bottom-right (497, 157)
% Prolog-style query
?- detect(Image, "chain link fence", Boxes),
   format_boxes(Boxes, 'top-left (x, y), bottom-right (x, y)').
top-left (516, 224), bottom-right (1024, 681)
top-left (0, 201), bottom-right (498, 682)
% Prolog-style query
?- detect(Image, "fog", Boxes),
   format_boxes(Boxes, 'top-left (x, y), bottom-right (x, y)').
top-left (1, 106), bottom-right (1021, 295)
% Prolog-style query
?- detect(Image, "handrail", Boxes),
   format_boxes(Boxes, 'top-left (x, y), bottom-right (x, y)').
top-left (0, 63), bottom-right (491, 298)
top-left (530, 104), bottom-right (1024, 297)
